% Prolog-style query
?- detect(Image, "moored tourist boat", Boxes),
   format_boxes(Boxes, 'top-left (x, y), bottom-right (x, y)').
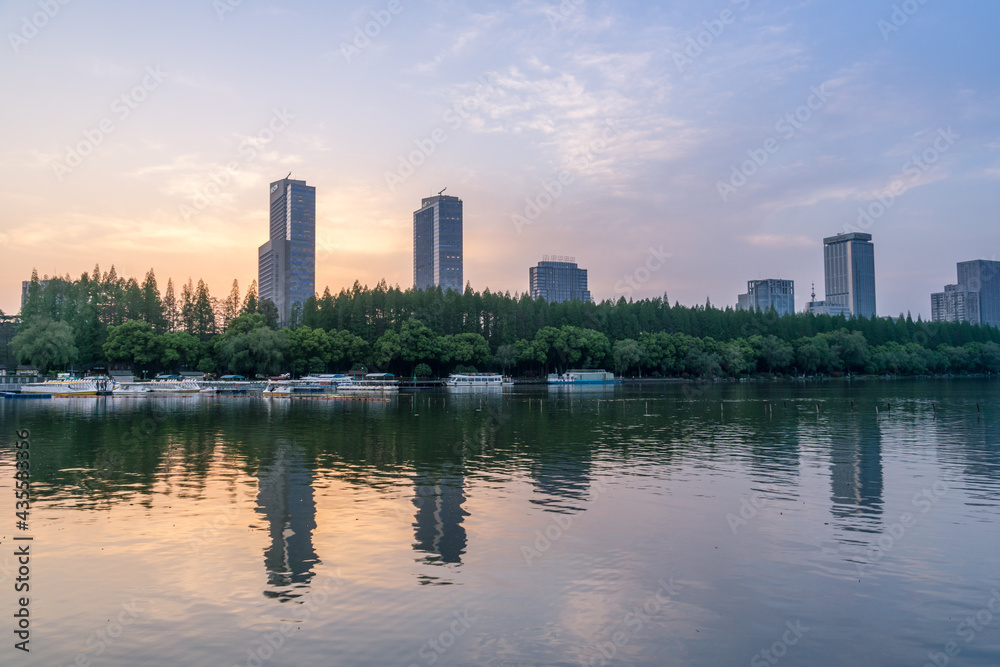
top-left (112, 381), bottom-right (153, 396)
top-left (262, 380), bottom-right (293, 397)
top-left (21, 379), bottom-right (99, 396)
top-left (146, 379), bottom-right (201, 394)
top-left (547, 369), bottom-right (622, 385)
top-left (338, 373), bottom-right (399, 393)
top-left (445, 373), bottom-right (512, 390)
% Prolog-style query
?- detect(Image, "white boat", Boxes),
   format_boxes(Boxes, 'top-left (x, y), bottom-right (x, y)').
top-left (338, 373), bottom-right (399, 393)
top-left (112, 381), bottom-right (153, 396)
top-left (547, 369), bottom-right (622, 385)
top-left (263, 380), bottom-right (293, 397)
top-left (21, 379), bottom-right (98, 396)
top-left (146, 380), bottom-right (200, 394)
top-left (300, 374), bottom-right (354, 389)
top-left (445, 373), bottom-right (512, 389)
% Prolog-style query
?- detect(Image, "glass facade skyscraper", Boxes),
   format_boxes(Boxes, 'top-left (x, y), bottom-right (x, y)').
top-left (529, 257), bottom-right (591, 303)
top-left (414, 194), bottom-right (464, 292)
top-left (258, 178), bottom-right (315, 324)
top-left (823, 232), bottom-right (876, 318)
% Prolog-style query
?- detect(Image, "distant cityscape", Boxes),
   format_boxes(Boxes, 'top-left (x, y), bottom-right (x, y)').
top-left (14, 176), bottom-right (999, 331)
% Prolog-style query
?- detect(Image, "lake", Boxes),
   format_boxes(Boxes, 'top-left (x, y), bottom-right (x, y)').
top-left (1, 379), bottom-right (998, 666)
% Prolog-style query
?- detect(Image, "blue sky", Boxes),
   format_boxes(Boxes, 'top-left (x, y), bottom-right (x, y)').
top-left (1, 0), bottom-right (998, 318)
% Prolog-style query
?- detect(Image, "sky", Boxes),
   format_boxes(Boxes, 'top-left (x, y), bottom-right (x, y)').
top-left (1, 0), bottom-right (998, 318)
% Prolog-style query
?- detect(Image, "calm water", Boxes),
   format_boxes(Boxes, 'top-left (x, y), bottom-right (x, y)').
top-left (1, 380), bottom-right (999, 666)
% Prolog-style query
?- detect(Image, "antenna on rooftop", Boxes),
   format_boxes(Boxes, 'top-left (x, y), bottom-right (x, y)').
top-left (438, 187), bottom-right (447, 196)
top-left (286, 172), bottom-right (292, 180)
top-left (811, 282), bottom-right (816, 301)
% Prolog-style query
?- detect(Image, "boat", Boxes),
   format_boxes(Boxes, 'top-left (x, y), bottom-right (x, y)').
top-left (112, 381), bottom-right (153, 396)
top-left (20, 379), bottom-right (99, 396)
top-left (547, 369), bottom-right (622, 385)
top-left (2, 392), bottom-right (51, 399)
top-left (445, 373), bottom-right (513, 390)
top-left (338, 373), bottom-right (399, 394)
top-left (262, 380), bottom-right (293, 397)
top-left (146, 379), bottom-right (200, 394)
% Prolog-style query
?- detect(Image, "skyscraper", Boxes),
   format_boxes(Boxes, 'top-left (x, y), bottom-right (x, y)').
top-left (736, 279), bottom-right (794, 316)
top-left (413, 194), bottom-right (463, 292)
top-left (529, 256), bottom-right (591, 303)
top-left (956, 260), bottom-right (1000, 328)
top-left (258, 177), bottom-right (315, 324)
top-left (824, 232), bottom-right (876, 318)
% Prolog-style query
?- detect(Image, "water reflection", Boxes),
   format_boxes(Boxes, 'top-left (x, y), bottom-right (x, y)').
top-left (412, 463), bottom-right (468, 571)
top-left (829, 416), bottom-right (884, 534)
top-left (255, 443), bottom-right (319, 601)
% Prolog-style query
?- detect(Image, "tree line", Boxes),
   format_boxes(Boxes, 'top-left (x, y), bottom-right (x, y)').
top-left (10, 266), bottom-right (1000, 378)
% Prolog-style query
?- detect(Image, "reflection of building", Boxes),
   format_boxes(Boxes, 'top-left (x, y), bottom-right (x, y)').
top-left (931, 284), bottom-right (980, 324)
top-left (529, 257), bottom-right (592, 303)
top-left (737, 279), bottom-right (794, 316)
top-left (414, 194), bottom-right (463, 292)
top-left (829, 420), bottom-right (883, 532)
top-left (258, 177), bottom-right (316, 325)
top-left (824, 232), bottom-right (876, 318)
top-left (412, 465), bottom-right (467, 565)
top-left (529, 442), bottom-right (593, 513)
top-left (256, 447), bottom-right (319, 600)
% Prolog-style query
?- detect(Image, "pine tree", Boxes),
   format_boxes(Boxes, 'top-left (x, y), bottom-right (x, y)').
top-left (141, 269), bottom-right (165, 331)
top-left (181, 278), bottom-right (195, 333)
top-left (223, 279), bottom-right (241, 329)
top-left (242, 280), bottom-right (258, 315)
top-left (163, 278), bottom-right (179, 332)
top-left (193, 280), bottom-right (216, 338)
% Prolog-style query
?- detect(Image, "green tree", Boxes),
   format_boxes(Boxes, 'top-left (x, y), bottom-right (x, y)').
top-left (493, 344), bottom-right (517, 372)
top-left (257, 299), bottom-right (279, 329)
top-left (242, 280), bottom-right (259, 316)
top-left (218, 327), bottom-right (287, 376)
top-left (11, 318), bottom-right (78, 374)
top-left (373, 330), bottom-right (401, 369)
top-left (162, 278), bottom-right (179, 332)
top-left (160, 331), bottom-right (201, 370)
top-left (286, 326), bottom-right (332, 376)
top-left (414, 363), bottom-right (433, 378)
top-left (103, 320), bottom-right (160, 372)
top-left (612, 339), bottom-right (643, 376)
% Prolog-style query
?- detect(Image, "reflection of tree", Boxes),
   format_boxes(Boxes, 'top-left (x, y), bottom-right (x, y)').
top-left (255, 444), bottom-right (319, 602)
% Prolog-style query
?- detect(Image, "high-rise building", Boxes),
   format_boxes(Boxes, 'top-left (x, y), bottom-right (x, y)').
top-left (414, 194), bottom-right (463, 292)
top-left (956, 260), bottom-right (1000, 328)
top-left (931, 284), bottom-right (980, 324)
top-left (824, 232), bottom-right (876, 318)
top-left (258, 177), bottom-right (315, 325)
top-left (529, 256), bottom-right (591, 303)
top-left (736, 279), bottom-right (794, 316)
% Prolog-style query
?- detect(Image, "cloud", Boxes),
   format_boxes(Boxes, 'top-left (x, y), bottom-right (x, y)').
top-left (740, 234), bottom-right (815, 249)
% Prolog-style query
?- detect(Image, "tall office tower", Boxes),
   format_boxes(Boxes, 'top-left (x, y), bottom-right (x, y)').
top-left (529, 256), bottom-right (592, 303)
top-left (413, 194), bottom-right (463, 292)
top-left (258, 177), bottom-right (316, 324)
top-left (824, 232), bottom-right (876, 318)
top-left (957, 260), bottom-right (1000, 328)
top-left (931, 284), bottom-right (981, 324)
top-left (736, 279), bottom-right (795, 316)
